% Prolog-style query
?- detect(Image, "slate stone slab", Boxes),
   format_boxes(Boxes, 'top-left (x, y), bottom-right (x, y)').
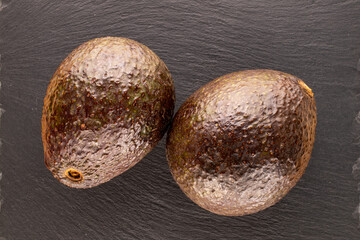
top-left (0, 1), bottom-right (359, 239)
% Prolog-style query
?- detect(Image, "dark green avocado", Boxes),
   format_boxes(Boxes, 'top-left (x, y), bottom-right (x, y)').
top-left (166, 69), bottom-right (316, 216)
top-left (42, 37), bottom-right (175, 188)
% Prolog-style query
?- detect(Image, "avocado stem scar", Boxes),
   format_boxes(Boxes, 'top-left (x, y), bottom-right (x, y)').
top-left (298, 80), bottom-right (313, 97)
top-left (65, 168), bottom-right (83, 182)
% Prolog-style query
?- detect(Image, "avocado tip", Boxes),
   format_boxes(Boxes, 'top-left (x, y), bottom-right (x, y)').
top-left (298, 80), bottom-right (313, 97)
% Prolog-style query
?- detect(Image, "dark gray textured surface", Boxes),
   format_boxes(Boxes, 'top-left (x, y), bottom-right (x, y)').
top-left (0, 0), bottom-right (359, 239)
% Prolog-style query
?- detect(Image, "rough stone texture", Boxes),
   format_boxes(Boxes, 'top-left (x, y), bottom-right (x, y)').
top-left (167, 70), bottom-right (317, 216)
top-left (42, 37), bottom-right (175, 188)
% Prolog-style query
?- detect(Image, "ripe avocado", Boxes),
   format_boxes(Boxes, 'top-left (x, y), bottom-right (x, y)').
top-left (166, 69), bottom-right (316, 216)
top-left (42, 37), bottom-right (175, 188)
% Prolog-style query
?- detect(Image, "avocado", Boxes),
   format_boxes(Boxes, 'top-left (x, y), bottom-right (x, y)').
top-left (42, 37), bottom-right (175, 188)
top-left (166, 69), bottom-right (316, 216)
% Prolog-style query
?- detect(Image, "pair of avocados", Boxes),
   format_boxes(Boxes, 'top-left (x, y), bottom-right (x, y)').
top-left (42, 37), bottom-right (317, 216)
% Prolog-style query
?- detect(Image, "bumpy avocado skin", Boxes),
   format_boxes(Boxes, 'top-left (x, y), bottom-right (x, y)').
top-left (166, 69), bottom-right (316, 216)
top-left (42, 37), bottom-right (175, 188)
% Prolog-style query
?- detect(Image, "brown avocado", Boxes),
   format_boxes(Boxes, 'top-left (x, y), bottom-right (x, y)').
top-left (42, 37), bottom-right (175, 188)
top-left (166, 69), bottom-right (316, 216)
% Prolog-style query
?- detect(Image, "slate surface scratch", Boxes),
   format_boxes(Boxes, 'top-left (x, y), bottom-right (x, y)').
top-left (0, 0), bottom-right (359, 239)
